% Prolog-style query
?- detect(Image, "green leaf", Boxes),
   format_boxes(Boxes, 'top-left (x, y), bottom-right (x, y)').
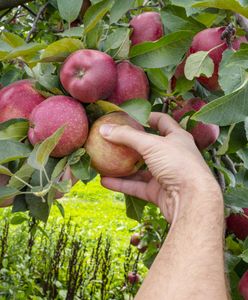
top-left (125, 195), bottom-right (147, 222)
top-left (185, 51), bottom-right (214, 80)
top-left (40, 38), bottom-right (84, 62)
top-left (0, 165), bottom-right (12, 176)
top-left (120, 99), bottom-right (152, 126)
top-left (10, 214), bottom-right (29, 225)
top-left (2, 43), bottom-right (46, 60)
top-left (55, 200), bottom-right (65, 218)
top-left (25, 193), bottom-right (50, 222)
top-left (238, 148), bottom-right (248, 169)
top-left (84, 0), bottom-right (114, 34)
top-left (0, 119), bottom-right (29, 141)
top-left (51, 157), bottom-right (68, 180)
top-left (109, 0), bottom-right (135, 24)
top-left (193, 0), bottom-right (248, 18)
top-left (239, 249), bottom-right (248, 263)
top-left (103, 28), bottom-right (130, 51)
top-left (0, 186), bottom-right (19, 201)
top-left (57, 0), bottom-right (84, 23)
top-left (193, 78), bottom-right (248, 126)
top-left (225, 187), bottom-right (248, 207)
top-left (210, 162), bottom-right (236, 187)
top-left (8, 163), bottom-right (34, 190)
top-left (28, 126), bottom-right (65, 170)
top-left (53, 180), bottom-right (71, 193)
top-left (68, 148), bottom-right (86, 165)
top-left (130, 30), bottom-right (194, 69)
top-left (56, 27), bottom-right (84, 37)
top-left (146, 68), bottom-right (168, 91)
top-left (1, 32), bottom-right (25, 47)
top-left (71, 153), bottom-right (91, 181)
top-left (0, 140), bottom-right (31, 164)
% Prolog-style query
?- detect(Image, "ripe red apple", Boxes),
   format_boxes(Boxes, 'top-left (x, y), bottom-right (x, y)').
top-left (130, 12), bottom-right (164, 46)
top-left (189, 27), bottom-right (246, 91)
top-left (28, 95), bottom-right (89, 158)
top-left (0, 174), bottom-right (14, 207)
top-left (85, 112), bottom-right (144, 177)
top-left (173, 98), bottom-right (220, 150)
top-left (226, 208), bottom-right (248, 240)
top-left (128, 272), bottom-right (140, 284)
top-left (108, 61), bottom-right (149, 105)
top-left (0, 80), bottom-right (45, 123)
top-left (130, 233), bottom-right (141, 246)
top-left (60, 49), bottom-right (117, 103)
top-left (239, 271), bottom-right (248, 299)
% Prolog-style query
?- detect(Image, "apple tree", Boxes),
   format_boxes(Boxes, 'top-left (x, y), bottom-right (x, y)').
top-left (0, 0), bottom-right (248, 298)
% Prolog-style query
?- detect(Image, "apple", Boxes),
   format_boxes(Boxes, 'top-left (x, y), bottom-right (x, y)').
top-left (130, 233), bottom-right (141, 246)
top-left (0, 174), bottom-right (14, 208)
top-left (108, 61), bottom-right (149, 105)
top-left (85, 112), bottom-right (144, 177)
top-left (130, 12), bottom-right (164, 45)
top-left (189, 27), bottom-right (246, 91)
top-left (226, 208), bottom-right (248, 240)
top-left (128, 272), bottom-right (140, 284)
top-left (173, 98), bottom-right (220, 150)
top-left (28, 95), bottom-right (89, 158)
top-left (0, 80), bottom-right (45, 123)
top-left (60, 49), bottom-right (117, 103)
top-left (239, 271), bottom-right (248, 300)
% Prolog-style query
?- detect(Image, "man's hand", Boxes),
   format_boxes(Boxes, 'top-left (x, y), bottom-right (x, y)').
top-left (100, 112), bottom-right (219, 223)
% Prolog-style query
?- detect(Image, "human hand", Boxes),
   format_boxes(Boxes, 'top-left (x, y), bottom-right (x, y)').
top-left (100, 112), bottom-right (221, 224)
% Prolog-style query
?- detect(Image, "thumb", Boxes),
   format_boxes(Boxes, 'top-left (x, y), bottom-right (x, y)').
top-left (99, 124), bottom-right (157, 155)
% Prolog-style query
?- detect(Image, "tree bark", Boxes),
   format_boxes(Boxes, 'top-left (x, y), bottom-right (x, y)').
top-left (0, 0), bottom-right (33, 11)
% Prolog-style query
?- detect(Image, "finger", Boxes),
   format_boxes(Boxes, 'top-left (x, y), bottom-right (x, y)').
top-left (149, 112), bottom-right (181, 136)
top-left (124, 170), bottom-right (152, 182)
top-left (101, 177), bottom-right (148, 201)
top-left (99, 124), bottom-right (158, 155)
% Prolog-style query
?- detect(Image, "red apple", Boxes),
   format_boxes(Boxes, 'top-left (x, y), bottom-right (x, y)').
top-left (85, 112), bottom-right (144, 177)
top-left (130, 233), bottom-right (141, 246)
top-left (0, 80), bottom-right (45, 123)
top-left (173, 98), bottom-right (220, 150)
top-left (0, 174), bottom-right (14, 207)
top-left (60, 49), bottom-right (117, 103)
top-left (226, 208), bottom-right (248, 240)
top-left (28, 95), bottom-right (89, 158)
top-left (128, 272), bottom-right (140, 284)
top-left (108, 61), bottom-right (149, 105)
top-left (239, 271), bottom-right (248, 300)
top-left (189, 27), bottom-right (246, 91)
top-left (130, 12), bottom-right (164, 45)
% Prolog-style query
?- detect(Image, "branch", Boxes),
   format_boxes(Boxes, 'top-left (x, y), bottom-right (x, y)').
top-left (0, 0), bottom-right (33, 11)
top-left (21, 4), bottom-right (36, 17)
top-left (235, 13), bottom-right (248, 41)
top-left (25, 2), bottom-right (48, 43)
top-left (210, 149), bottom-right (226, 192)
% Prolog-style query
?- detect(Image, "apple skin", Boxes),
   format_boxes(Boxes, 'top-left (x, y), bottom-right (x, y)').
top-left (239, 271), bottom-right (248, 300)
top-left (28, 95), bottom-right (89, 158)
top-left (130, 233), bottom-right (141, 246)
top-left (0, 80), bottom-right (45, 123)
top-left (0, 174), bottom-right (14, 208)
top-left (190, 27), bottom-right (246, 91)
top-left (108, 61), bottom-right (149, 105)
top-left (60, 50), bottom-right (117, 103)
top-left (130, 12), bottom-right (164, 45)
top-left (128, 272), bottom-right (140, 284)
top-left (226, 208), bottom-right (248, 240)
top-left (85, 112), bottom-right (144, 177)
top-left (173, 98), bottom-right (220, 150)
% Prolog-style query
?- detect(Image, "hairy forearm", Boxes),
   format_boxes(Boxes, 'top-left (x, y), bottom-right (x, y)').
top-left (136, 179), bottom-right (227, 300)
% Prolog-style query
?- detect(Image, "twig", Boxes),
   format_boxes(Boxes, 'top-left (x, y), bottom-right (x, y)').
top-left (21, 4), bottom-right (36, 17)
top-left (25, 2), bottom-right (48, 43)
top-left (221, 155), bottom-right (237, 175)
top-left (210, 149), bottom-right (226, 192)
top-left (235, 13), bottom-right (248, 41)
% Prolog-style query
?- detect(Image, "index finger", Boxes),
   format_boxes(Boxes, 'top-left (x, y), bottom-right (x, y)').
top-left (149, 112), bottom-right (181, 137)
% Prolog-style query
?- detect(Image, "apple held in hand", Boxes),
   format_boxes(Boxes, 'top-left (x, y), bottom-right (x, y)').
top-left (189, 27), bottom-right (246, 91)
top-left (0, 80), bottom-right (45, 123)
top-left (60, 49), bottom-right (117, 103)
top-left (239, 271), bottom-right (248, 300)
top-left (108, 61), bottom-right (149, 105)
top-left (85, 112), bottom-right (144, 177)
top-left (28, 95), bottom-right (89, 158)
top-left (0, 174), bottom-right (14, 208)
top-left (226, 208), bottom-right (248, 240)
top-left (173, 98), bottom-right (220, 150)
top-left (130, 12), bottom-right (164, 45)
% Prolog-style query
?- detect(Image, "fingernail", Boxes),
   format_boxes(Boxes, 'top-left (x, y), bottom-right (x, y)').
top-left (100, 124), bottom-right (114, 137)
